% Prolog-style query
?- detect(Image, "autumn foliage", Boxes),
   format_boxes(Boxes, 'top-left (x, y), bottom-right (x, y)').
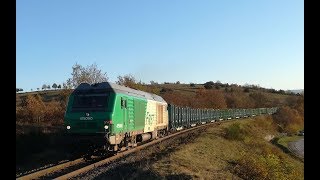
top-left (16, 94), bottom-right (66, 125)
top-left (224, 89), bottom-right (255, 108)
top-left (16, 80), bottom-right (304, 133)
top-left (273, 106), bottom-right (304, 135)
top-left (193, 89), bottom-right (227, 109)
top-left (162, 89), bottom-right (227, 109)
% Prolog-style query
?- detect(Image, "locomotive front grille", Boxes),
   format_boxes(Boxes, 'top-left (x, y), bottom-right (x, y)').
top-left (75, 122), bottom-right (97, 129)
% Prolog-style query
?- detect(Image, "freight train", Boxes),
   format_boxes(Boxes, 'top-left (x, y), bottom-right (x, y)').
top-left (64, 82), bottom-right (277, 156)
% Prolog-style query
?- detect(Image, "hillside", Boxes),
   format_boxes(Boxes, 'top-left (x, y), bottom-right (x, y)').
top-left (16, 83), bottom-right (294, 107)
top-left (287, 89), bottom-right (304, 94)
top-left (16, 82), bottom-right (303, 135)
top-left (16, 90), bottom-right (65, 106)
top-left (16, 83), bottom-right (304, 178)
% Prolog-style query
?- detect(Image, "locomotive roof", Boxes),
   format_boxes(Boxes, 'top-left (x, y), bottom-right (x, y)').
top-left (74, 82), bottom-right (167, 103)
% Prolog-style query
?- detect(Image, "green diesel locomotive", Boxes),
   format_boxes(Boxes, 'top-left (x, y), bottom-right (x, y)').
top-left (64, 82), bottom-right (168, 152)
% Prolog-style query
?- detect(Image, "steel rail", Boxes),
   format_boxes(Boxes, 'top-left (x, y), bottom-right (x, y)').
top-left (55, 122), bottom-right (215, 179)
top-left (16, 158), bottom-right (83, 180)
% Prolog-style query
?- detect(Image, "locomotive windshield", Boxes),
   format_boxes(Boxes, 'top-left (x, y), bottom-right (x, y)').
top-left (71, 93), bottom-right (109, 112)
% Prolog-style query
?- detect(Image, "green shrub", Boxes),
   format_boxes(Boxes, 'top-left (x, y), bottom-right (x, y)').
top-left (224, 123), bottom-right (247, 140)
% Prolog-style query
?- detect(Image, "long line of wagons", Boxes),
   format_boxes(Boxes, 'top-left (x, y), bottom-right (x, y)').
top-left (64, 82), bottom-right (278, 154)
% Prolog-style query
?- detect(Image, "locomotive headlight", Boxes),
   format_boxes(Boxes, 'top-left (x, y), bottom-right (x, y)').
top-left (104, 125), bottom-right (109, 129)
top-left (66, 125), bottom-right (71, 130)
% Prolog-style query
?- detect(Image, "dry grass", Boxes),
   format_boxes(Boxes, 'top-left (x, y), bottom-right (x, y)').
top-left (152, 120), bottom-right (247, 179)
top-left (277, 135), bottom-right (303, 149)
top-left (151, 117), bottom-right (304, 179)
top-left (16, 90), bottom-right (63, 106)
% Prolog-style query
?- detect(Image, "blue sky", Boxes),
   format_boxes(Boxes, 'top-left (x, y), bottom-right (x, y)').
top-left (17, 0), bottom-right (303, 91)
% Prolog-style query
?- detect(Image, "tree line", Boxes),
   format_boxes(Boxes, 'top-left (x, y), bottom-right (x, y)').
top-left (16, 63), bottom-right (304, 135)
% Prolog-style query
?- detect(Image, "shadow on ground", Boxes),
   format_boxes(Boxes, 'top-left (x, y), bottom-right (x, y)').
top-left (94, 161), bottom-right (193, 180)
top-left (16, 131), bottom-right (91, 175)
top-left (92, 130), bottom-right (205, 180)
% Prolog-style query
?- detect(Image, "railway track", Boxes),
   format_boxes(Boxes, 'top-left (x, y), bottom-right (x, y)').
top-left (16, 159), bottom-right (83, 180)
top-left (16, 120), bottom-right (222, 180)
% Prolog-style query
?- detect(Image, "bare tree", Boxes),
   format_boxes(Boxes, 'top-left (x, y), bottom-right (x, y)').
top-left (42, 84), bottom-right (47, 90)
top-left (62, 83), bottom-right (68, 89)
top-left (116, 74), bottom-right (147, 91)
top-left (150, 80), bottom-right (158, 85)
top-left (66, 63), bottom-right (108, 88)
top-left (117, 74), bottom-right (136, 87)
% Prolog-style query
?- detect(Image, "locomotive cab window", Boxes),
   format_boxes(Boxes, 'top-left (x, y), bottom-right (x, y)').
top-left (72, 93), bottom-right (109, 112)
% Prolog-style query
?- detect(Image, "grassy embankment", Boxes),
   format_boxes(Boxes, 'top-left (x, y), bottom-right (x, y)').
top-left (150, 116), bottom-right (303, 180)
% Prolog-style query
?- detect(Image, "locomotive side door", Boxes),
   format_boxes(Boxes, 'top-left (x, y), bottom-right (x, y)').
top-left (121, 97), bottom-right (128, 133)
